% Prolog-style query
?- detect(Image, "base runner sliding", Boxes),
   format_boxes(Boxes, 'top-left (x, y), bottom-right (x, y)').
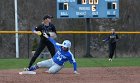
top-left (19, 32), bottom-right (79, 74)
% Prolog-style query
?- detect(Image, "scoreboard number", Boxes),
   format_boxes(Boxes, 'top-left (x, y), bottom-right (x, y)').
top-left (89, 0), bottom-right (93, 4)
top-left (92, 5), bottom-right (96, 11)
top-left (59, 3), bottom-right (68, 10)
top-left (82, 0), bottom-right (87, 4)
top-left (94, 0), bottom-right (98, 4)
top-left (107, 2), bottom-right (117, 9)
top-left (112, 2), bottom-right (117, 9)
top-left (64, 3), bottom-right (68, 10)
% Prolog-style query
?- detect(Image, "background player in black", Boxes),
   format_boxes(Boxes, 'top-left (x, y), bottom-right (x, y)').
top-left (103, 29), bottom-right (119, 61)
top-left (26, 15), bottom-right (57, 70)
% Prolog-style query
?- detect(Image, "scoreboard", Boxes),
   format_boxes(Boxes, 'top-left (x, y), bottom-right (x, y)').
top-left (57, 0), bottom-right (119, 18)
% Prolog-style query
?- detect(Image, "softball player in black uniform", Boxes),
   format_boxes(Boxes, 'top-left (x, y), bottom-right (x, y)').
top-left (103, 29), bottom-right (119, 61)
top-left (27, 15), bottom-right (57, 69)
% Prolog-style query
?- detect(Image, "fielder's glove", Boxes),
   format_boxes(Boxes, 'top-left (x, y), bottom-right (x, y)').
top-left (43, 32), bottom-right (49, 38)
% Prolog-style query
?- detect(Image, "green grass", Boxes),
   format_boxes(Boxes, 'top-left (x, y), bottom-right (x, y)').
top-left (0, 58), bottom-right (140, 70)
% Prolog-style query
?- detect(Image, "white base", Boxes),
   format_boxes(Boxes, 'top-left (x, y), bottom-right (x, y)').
top-left (19, 71), bottom-right (36, 75)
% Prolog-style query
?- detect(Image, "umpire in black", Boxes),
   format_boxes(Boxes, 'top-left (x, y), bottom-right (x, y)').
top-left (27, 15), bottom-right (57, 69)
top-left (103, 29), bottom-right (119, 61)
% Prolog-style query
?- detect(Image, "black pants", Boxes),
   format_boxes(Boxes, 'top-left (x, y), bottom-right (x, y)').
top-left (109, 43), bottom-right (116, 59)
top-left (28, 39), bottom-right (55, 68)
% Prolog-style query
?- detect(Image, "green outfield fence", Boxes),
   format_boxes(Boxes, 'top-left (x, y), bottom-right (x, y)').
top-left (1, 31), bottom-right (140, 34)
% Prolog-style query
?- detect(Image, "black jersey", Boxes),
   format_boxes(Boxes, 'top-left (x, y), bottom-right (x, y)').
top-left (108, 33), bottom-right (119, 44)
top-left (35, 23), bottom-right (56, 40)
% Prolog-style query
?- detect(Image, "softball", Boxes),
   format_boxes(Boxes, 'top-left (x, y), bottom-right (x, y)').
top-left (37, 31), bottom-right (42, 36)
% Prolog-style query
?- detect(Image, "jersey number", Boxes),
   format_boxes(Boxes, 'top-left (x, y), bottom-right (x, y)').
top-left (57, 56), bottom-right (62, 61)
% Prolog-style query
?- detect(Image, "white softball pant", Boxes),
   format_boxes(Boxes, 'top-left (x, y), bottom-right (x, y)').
top-left (36, 59), bottom-right (63, 74)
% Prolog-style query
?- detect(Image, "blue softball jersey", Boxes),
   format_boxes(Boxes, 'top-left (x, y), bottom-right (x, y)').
top-left (48, 38), bottom-right (77, 71)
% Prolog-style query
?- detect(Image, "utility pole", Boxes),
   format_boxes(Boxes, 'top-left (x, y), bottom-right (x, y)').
top-left (85, 18), bottom-right (92, 57)
top-left (14, 0), bottom-right (19, 58)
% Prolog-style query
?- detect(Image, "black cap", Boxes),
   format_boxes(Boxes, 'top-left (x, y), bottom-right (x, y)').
top-left (43, 15), bottom-right (53, 20)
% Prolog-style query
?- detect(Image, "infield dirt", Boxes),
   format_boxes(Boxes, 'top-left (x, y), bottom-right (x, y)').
top-left (0, 67), bottom-right (140, 83)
